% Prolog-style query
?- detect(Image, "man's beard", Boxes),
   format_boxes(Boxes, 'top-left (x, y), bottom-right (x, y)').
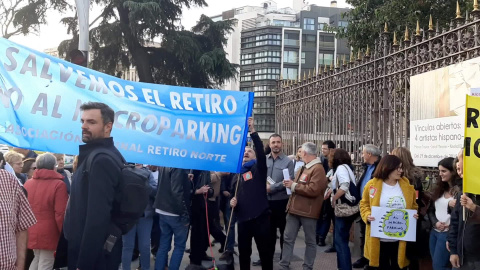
top-left (272, 148), bottom-right (281, 154)
top-left (82, 131), bottom-right (93, 143)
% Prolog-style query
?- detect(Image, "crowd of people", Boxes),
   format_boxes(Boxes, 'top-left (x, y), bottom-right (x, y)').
top-left (0, 101), bottom-right (479, 270)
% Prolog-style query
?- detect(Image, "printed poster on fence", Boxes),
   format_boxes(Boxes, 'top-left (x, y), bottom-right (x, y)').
top-left (409, 57), bottom-right (480, 167)
top-left (370, 206), bottom-right (417, 242)
top-left (463, 95), bottom-right (480, 195)
top-left (0, 38), bottom-right (254, 173)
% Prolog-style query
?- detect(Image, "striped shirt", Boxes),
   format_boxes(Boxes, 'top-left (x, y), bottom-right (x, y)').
top-left (0, 170), bottom-right (37, 270)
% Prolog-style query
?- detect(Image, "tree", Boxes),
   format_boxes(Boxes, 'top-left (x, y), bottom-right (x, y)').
top-left (341, 0), bottom-right (473, 51)
top-left (58, 0), bottom-right (238, 88)
top-left (0, 0), bottom-right (69, 39)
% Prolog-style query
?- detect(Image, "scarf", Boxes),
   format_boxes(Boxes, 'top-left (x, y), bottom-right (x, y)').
top-left (241, 159), bottom-right (256, 174)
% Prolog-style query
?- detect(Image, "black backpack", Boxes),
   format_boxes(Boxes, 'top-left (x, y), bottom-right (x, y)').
top-left (85, 148), bottom-right (150, 235)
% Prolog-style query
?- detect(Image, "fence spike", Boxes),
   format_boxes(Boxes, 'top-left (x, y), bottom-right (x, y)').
top-left (429, 15), bottom-right (434, 30)
top-left (456, 1), bottom-right (463, 19)
top-left (405, 26), bottom-right (410, 41)
top-left (393, 32), bottom-right (398, 45)
top-left (366, 45), bottom-right (370, 57)
top-left (475, 0), bottom-right (479, 11)
top-left (343, 54), bottom-right (347, 65)
top-left (384, 22), bottom-right (388, 32)
top-left (415, 21), bottom-right (421, 36)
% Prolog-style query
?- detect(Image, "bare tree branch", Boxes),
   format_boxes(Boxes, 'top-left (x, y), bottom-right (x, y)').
top-left (0, 0), bottom-right (24, 38)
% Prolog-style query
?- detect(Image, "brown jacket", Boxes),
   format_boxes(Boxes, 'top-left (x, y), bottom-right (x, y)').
top-left (286, 158), bottom-right (327, 219)
top-left (209, 172), bottom-right (222, 201)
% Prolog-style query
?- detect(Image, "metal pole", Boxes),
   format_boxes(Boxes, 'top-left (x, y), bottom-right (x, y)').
top-left (75, 0), bottom-right (89, 66)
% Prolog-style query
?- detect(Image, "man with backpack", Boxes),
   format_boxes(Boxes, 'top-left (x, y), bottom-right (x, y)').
top-left (61, 102), bottom-right (130, 269)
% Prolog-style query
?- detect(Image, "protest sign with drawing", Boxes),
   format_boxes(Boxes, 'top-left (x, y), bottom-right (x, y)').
top-left (370, 206), bottom-right (417, 242)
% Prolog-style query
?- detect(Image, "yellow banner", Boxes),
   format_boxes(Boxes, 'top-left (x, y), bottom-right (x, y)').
top-left (464, 95), bottom-right (480, 195)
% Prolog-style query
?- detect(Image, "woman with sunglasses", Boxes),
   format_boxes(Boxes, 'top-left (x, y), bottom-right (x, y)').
top-left (360, 155), bottom-right (419, 270)
top-left (22, 158), bottom-right (36, 180)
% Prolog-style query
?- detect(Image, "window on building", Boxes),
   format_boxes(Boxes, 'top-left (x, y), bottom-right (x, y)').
top-left (241, 43), bottom-right (254, 48)
top-left (283, 51), bottom-right (299, 64)
top-left (254, 68), bottom-right (280, 75)
top-left (339, 21), bottom-right (349, 28)
top-left (301, 52), bottom-right (315, 65)
top-left (319, 35), bottom-right (335, 48)
top-left (241, 37), bottom-right (255, 43)
top-left (303, 18), bottom-right (315, 30)
top-left (284, 32), bottom-right (300, 46)
top-left (318, 53), bottom-right (334, 66)
top-left (318, 17), bottom-right (329, 30)
top-left (283, 67), bottom-right (298, 80)
top-left (302, 34), bottom-right (316, 48)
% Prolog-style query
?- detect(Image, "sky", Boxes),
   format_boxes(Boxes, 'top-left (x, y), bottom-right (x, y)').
top-left (10, 0), bottom-right (350, 52)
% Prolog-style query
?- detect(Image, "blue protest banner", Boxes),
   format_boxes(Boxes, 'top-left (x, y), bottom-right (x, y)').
top-left (0, 38), bottom-right (254, 173)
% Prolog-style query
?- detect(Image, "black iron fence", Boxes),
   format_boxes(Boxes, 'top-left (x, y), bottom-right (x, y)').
top-left (276, 8), bottom-right (480, 175)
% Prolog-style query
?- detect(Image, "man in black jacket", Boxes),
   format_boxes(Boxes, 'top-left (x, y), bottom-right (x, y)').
top-left (189, 170), bottom-right (214, 266)
top-left (62, 102), bottom-right (124, 270)
top-left (154, 166), bottom-right (191, 270)
top-left (230, 117), bottom-right (272, 270)
top-left (353, 144), bottom-right (381, 269)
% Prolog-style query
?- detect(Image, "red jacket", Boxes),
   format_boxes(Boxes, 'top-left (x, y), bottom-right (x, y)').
top-left (24, 169), bottom-right (68, 250)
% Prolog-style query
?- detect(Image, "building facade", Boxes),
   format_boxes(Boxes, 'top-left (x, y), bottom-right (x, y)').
top-left (236, 2), bottom-right (350, 135)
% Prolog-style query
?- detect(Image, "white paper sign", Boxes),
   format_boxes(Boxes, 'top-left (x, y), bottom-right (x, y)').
top-left (370, 206), bottom-right (417, 242)
top-left (283, 168), bottom-right (292, 195)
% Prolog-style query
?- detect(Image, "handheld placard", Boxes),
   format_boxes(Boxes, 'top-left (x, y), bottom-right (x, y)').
top-left (283, 168), bottom-right (292, 195)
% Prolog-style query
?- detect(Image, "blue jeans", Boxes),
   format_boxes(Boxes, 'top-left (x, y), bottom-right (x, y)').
top-left (155, 214), bottom-right (189, 270)
top-left (122, 216), bottom-right (153, 270)
top-left (429, 230), bottom-right (450, 270)
top-left (224, 199), bottom-right (236, 252)
top-left (334, 216), bottom-right (355, 270)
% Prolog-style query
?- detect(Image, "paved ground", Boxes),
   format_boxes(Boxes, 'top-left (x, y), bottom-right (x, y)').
top-left (129, 229), bottom-right (359, 270)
